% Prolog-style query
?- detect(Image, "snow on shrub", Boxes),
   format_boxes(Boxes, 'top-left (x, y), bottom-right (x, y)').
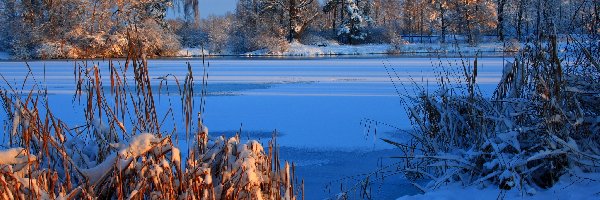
top-left (254, 34), bottom-right (290, 55)
top-left (504, 38), bottom-right (521, 52)
top-left (0, 55), bottom-right (300, 199)
top-left (370, 33), bottom-right (600, 196)
top-left (36, 42), bottom-right (78, 59)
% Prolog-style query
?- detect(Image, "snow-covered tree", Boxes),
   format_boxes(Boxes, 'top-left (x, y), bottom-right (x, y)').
top-left (452, 0), bottom-right (497, 44)
top-left (323, 0), bottom-right (373, 44)
top-left (263, 0), bottom-right (321, 42)
top-left (496, 0), bottom-right (508, 41)
top-left (371, 0), bottom-right (402, 27)
top-left (368, 0), bottom-right (403, 44)
top-left (0, 0), bottom-right (198, 58)
top-left (202, 14), bottom-right (234, 53)
top-left (430, 0), bottom-right (452, 43)
top-left (230, 0), bottom-right (288, 53)
top-left (401, 0), bottom-right (436, 41)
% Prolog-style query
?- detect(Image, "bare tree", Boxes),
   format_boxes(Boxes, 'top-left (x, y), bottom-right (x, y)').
top-left (264, 0), bottom-right (320, 42)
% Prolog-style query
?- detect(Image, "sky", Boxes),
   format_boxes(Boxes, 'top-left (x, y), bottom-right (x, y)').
top-left (198, 0), bottom-right (237, 18)
top-left (171, 0), bottom-right (325, 19)
top-left (169, 0), bottom-right (237, 19)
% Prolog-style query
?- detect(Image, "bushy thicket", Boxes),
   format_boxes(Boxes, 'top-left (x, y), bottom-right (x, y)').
top-left (375, 31), bottom-right (600, 194)
top-left (3, 0), bottom-right (598, 56)
top-left (0, 0), bottom-right (188, 59)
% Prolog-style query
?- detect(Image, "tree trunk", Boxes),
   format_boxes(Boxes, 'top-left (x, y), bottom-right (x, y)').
top-left (420, 8), bottom-right (423, 43)
top-left (439, 1), bottom-right (446, 43)
top-left (463, 0), bottom-right (474, 44)
top-left (517, 0), bottom-right (524, 41)
top-left (595, 1), bottom-right (600, 35)
top-left (535, 0), bottom-right (542, 40)
top-left (497, 0), bottom-right (507, 41)
top-left (288, 0), bottom-right (297, 42)
top-left (333, 4), bottom-right (337, 35)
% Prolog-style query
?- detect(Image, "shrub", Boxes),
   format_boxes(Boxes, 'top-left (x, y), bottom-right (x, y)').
top-left (371, 33), bottom-right (600, 194)
top-left (300, 32), bottom-right (329, 46)
top-left (255, 34), bottom-right (290, 54)
top-left (504, 38), bottom-right (521, 52)
top-left (36, 41), bottom-right (78, 59)
top-left (0, 49), bottom-right (301, 199)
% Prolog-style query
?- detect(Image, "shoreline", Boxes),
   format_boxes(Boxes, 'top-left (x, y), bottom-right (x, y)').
top-left (0, 51), bottom-right (517, 62)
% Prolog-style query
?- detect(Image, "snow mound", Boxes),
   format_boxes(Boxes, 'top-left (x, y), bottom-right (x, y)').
top-left (398, 172), bottom-right (600, 200)
top-left (246, 42), bottom-right (391, 56)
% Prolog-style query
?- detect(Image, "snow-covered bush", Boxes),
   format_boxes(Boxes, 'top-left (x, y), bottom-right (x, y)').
top-left (253, 33), bottom-right (290, 54)
top-left (36, 41), bottom-right (79, 59)
top-left (373, 33), bottom-right (600, 195)
top-left (504, 38), bottom-right (521, 52)
top-left (173, 19), bottom-right (206, 49)
top-left (202, 15), bottom-right (234, 54)
top-left (1, 0), bottom-right (183, 59)
top-left (300, 32), bottom-right (330, 46)
top-left (10, 39), bottom-right (36, 59)
top-left (366, 24), bottom-right (405, 53)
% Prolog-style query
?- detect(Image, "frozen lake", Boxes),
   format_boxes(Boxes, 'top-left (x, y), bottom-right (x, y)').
top-left (0, 56), bottom-right (507, 199)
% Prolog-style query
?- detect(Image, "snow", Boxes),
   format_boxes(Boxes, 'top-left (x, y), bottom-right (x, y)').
top-left (3, 55), bottom-right (596, 199)
top-left (397, 172), bottom-right (600, 200)
top-left (118, 133), bottom-right (160, 159)
top-left (244, 41), bottom-right (509, 56)
top-left (80, 133), bottom-right (166, 184)
top-left (174, 41), bottom-right (510, 57)
top-left (81, 154), bottom-right (117, 184)
top-left (177, 48), bottom-right (210, 57)
top-left (0, 148), bottom-right (36, 165)
top-left (0, 52), bottom-right (10, 60)
top-left (0, 51), bottom-right (11, 60)
top-left (171, 147), bottom-right (181, 165)
top-left (0, 56), bottom-right (504, 149)
top-left (256, 42), bottom-right (390, 56)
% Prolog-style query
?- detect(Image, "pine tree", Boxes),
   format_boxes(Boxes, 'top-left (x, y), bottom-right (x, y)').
top-left (323, 0), bottom-right (373, 44)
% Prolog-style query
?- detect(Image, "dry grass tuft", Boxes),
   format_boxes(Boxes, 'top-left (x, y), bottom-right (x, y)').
top-left (0, 31), bottom-right (302, 200)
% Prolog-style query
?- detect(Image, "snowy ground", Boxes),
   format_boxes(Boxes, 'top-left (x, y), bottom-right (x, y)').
top-left (244, 42), bottom-right (393, 56)
top-left (177, 48), bottom-right (211, 57)
top-left (0, 56), bottom-right (511, 199)
top-left (0, 52), bottom-right (10, 59)
top-left (398, 171), bottom-right (600, 200)
top-left (175, 42), bottom-right (512, 57)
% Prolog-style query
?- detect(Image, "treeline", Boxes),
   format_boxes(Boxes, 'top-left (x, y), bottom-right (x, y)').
top-left (1, 0), bottom-right (599, 58)
top-left (182, 0), bottom-right (599, 54)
